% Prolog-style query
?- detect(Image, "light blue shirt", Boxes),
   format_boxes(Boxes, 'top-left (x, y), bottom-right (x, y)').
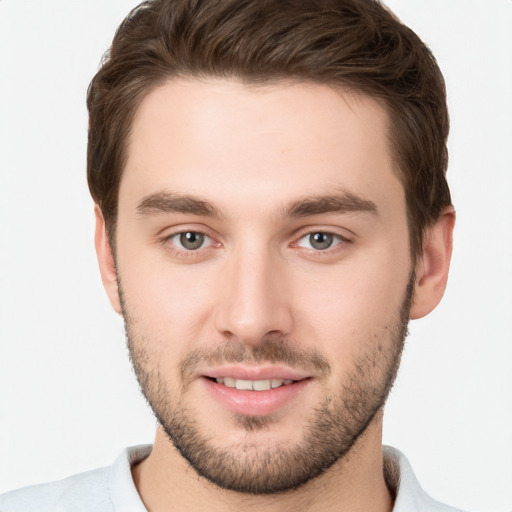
top-left (0, 445), bottom-right (466, 511)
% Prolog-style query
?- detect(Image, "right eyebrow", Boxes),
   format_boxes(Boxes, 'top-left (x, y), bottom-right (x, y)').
top-left (136, 192), bottom-right (221, 218)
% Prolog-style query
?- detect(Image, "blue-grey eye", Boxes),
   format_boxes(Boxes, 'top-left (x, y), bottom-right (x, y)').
top-left (308, 232), bottom-right (334, 250)
top-left (297, 231), bottom-right (344, 251)
top-left (178, 232), bottom-right (206, 250)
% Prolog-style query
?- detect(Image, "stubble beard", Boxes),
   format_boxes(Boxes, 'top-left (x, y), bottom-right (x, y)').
top-left (121, 274), bottom-right (414, 495)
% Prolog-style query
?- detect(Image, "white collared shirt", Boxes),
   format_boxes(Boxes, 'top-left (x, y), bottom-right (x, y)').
top-left (0, 445), bottom-right (466, 511)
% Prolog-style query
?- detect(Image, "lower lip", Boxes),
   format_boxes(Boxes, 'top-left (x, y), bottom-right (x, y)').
top-left (202, 377), bottom-right (311, 416)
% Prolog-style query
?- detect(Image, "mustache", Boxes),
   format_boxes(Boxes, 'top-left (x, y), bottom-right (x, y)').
top-left (180, 338), bottom-right (331, 382)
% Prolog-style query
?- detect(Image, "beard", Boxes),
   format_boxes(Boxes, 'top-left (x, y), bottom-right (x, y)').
top-left (121, 273), bottom-right (414, 495)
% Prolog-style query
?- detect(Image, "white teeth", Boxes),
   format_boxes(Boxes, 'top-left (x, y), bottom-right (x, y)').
top-left (214, 377), bottom-right (294, 391)
top-left (253, 380), bottom-right (272, 391)
top-left (223, 377), bottom-right (236, 388)
top-left (235, 379), bottom-right (253, 390)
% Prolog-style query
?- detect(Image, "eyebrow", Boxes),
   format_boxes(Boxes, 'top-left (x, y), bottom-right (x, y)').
top-left (137, 192), bottom-right (221, 218)
top-left (136, 190), bottom-right (378, 219)
top-left (283, 191), bottom-right (379, 218)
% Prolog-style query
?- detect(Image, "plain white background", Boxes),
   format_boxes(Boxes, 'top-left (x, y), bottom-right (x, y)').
top-left (0, 1), bottom-right (511, 510)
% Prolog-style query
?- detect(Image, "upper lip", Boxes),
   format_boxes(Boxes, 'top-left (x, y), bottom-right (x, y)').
top-left (201, 365), bottom-right (312, 381)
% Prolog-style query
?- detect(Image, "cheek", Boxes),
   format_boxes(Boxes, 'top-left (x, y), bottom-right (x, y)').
top-left (290, 253), bottom-right (410, 363)
top-left (117, 251), bottom-right (218, 352)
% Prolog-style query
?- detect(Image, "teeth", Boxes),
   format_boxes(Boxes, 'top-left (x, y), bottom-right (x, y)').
top-left (235, 379), bottom-right (253, 390)
top-left (253, 380), bottom-right (271, 391)
top-left (223, 377), bottom-right (235, 387)
top-left (271, 379), bottom-right (281, 388)
top-left (214, 377), bottom-right (294, 391)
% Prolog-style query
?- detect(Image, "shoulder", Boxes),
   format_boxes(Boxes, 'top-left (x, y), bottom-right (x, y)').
top-left (384, 446), bottom-right (468, 512)
top-left (0, 445), bottom-right (151, 512)
top-left (0, 466), bottom-right (111, 512)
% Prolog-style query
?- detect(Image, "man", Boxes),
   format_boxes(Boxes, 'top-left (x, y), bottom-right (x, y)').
top-left (0, 0), bottom-right (463, 510)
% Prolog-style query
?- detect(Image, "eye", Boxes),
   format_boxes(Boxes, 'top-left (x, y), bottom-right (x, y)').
top-left (296, 231), bottom-right (344, 251)
top-left (169, 231), bottom-right (211, 251)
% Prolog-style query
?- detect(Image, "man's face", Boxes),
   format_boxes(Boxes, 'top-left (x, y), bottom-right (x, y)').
top-left (113, 79), bottom-right (414, 493)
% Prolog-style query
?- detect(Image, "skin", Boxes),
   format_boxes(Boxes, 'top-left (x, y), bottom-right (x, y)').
top-left (95, 79), bottom-right (454, 512)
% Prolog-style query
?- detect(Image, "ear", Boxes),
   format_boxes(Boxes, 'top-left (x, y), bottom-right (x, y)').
top-left (94, 206), bottom-right (122, 315)
top-left (410, 207), bottom-right (456, 319)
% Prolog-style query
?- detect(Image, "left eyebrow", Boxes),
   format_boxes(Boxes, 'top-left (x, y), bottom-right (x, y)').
top-left (283, 191), bottom-right (379, 218)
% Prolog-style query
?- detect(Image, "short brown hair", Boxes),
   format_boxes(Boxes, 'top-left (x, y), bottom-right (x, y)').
top-left (87, 0), bottom-right (451, 258)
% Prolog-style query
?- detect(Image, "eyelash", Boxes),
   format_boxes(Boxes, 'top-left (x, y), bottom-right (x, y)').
top-left (161, 228), bottom-right (352, 257)
top-left (163, 230), bottom-right (218, 257)
top-left (293, 231), bottom-right (349, 252)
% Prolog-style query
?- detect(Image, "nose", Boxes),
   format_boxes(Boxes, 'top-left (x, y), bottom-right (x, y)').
top-left (213, 244), bottom-right (294, 346)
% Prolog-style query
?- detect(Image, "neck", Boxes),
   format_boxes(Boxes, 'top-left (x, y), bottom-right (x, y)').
top-left (132, 412), bottom-right (393, 512)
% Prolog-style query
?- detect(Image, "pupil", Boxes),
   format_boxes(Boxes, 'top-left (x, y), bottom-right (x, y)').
top-left (180, 232), bottom-right (204, 250)
top-left (310, 232), bottom-right (333, 250)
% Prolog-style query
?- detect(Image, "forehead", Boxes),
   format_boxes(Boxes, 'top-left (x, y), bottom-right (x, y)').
top-left (121, 78), bottom-right (403, 215)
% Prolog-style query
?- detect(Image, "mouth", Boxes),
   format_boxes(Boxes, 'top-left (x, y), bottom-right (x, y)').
top-left (209, 376), bottom-right (296, 391)
top-left (200, 368), bottom-right (312, 417)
